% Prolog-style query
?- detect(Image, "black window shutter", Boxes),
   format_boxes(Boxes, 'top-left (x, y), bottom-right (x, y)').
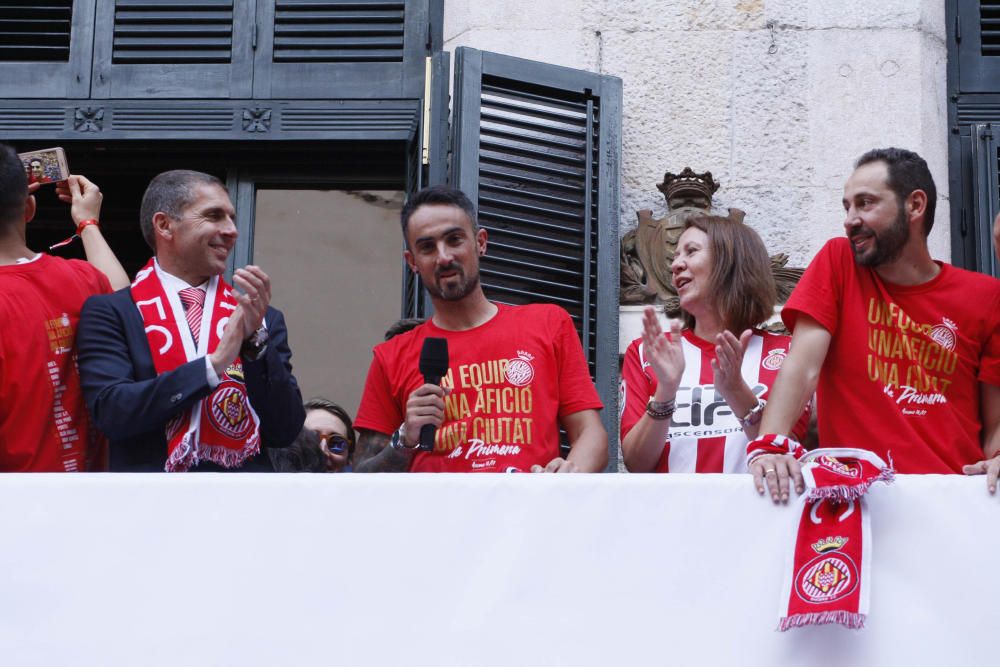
top-left (979, 0), bottom-right (1000, 54)
top-left (948, 1), bottom-right (1000, 272)
top-left (971, 123), bottom-right (1000, 277)
top-left (110, 0), bottom-right (233, 64)
top-left (92, 0), bottom-right (253, 98)
top-left (0, 0), bottom-right (73, 61)
top-left (272, 0), bottom-right (404, 64)
top-left (450, 47), bottom-right (622, 469)
top-left (0, 0), bottom-right (93, 97)
top-left (253, 0), bottom-right (431, 99)
top-left (958, 0), bottom-right (1000, 92)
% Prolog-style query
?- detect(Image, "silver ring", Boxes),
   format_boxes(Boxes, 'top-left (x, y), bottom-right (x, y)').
top-left (764, 468), bottom-right (776, 475)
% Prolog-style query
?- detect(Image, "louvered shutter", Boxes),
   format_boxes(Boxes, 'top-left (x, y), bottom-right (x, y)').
top-left (958, 0), bottom-right (1000, 92)
top-left (92, 0), bottom-right (253, 98)
top-left (451, 47), bottom-right (622, 468)
top-left (971, 123), bottom-right (1000, 277)
top-left (0, 0), bottom-right (93, 97)
top-left (0, 0), bottom-right (72, 61)
top-left (253, 0), bottom-right (430, 99)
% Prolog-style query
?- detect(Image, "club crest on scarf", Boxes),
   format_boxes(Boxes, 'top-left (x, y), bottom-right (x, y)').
top-left (795, 535), bottom-right (858, 605)
top-left (208, 384), bottom-right (253, 439)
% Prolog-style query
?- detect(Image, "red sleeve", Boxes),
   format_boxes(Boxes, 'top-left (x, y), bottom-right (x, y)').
top-left (619, 337), bottom-right (653, 440)
top-left (353, 348), bottom-right (403, 436)
top-left (553, 307), bottom-right (603, 417)
top-left (68, 259), bottom-right (112, 296)
top-left (782, 238), bottom-right (846, 335)
top-left (980, 285), bottom-right (1000, 386)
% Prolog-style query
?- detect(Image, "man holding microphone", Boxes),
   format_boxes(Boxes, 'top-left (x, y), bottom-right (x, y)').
top-left (353, 185), bottom-right (607, 473)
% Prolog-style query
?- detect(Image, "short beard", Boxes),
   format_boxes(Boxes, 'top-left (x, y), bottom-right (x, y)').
top-left (852, 205), bottom-right (910, 267)
top-left (429, 266), bottom-right (480, 301)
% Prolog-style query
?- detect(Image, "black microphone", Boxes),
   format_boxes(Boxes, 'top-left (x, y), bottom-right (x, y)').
top-left (418, 337), bottom-right (449, 452)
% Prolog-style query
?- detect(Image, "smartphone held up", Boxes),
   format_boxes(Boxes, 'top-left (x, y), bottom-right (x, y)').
top-left (18, 147), bottom-right (69, 186)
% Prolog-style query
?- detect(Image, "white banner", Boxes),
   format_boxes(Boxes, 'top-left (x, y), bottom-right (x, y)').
top-left (0, 473), bottom-right (995, 666)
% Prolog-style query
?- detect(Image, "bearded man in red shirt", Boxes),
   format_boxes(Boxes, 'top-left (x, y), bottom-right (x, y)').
top-left (751, 148), bottom-right (1000, 500)
top-left (353, 185), bottom-right (608, 473)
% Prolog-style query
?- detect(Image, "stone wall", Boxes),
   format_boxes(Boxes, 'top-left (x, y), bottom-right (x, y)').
top-left (444, 0), bottom-right (949, 266)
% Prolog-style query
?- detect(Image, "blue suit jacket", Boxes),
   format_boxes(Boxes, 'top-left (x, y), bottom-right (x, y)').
top-left (77, 287), bottom-right (305, 472)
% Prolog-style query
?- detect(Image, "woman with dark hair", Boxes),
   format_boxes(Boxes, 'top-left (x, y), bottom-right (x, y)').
top-left (303, 397), bottom-right (356, 472)
top-left (269, 398), bottom-right (356, 472)
top-left (620, 214), bottom-right (809, 473)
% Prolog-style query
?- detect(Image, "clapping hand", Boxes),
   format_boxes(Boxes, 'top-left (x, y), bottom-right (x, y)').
top-left (640, 305), bottom-right (684, 396)
top-left (711, 329), bottom-right (752, 404)
top-left (232, 265), bottom-right (271, 337)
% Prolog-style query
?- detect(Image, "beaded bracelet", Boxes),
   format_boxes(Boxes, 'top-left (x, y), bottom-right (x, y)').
top-left (645, 398), bottom-right (675, 420)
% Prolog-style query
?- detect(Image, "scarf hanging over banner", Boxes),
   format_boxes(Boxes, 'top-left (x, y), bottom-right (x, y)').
top-left (131, 259), bottom-right (261, 472)
top-left (776, 447), bottom-right (894, 631)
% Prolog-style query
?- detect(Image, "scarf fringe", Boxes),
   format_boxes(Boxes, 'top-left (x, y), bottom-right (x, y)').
top-left (165, 434), bottom-right (260, 473)
top-left (806, 466), bottom-right (895, 502)
top-left (165, 433), bottom-right (197, 473)
top-left (779, 611), bottom-right (866, 631)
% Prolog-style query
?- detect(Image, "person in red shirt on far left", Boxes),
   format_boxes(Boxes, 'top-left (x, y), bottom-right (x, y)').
top-left (0, 143), bottom-right (128, 471)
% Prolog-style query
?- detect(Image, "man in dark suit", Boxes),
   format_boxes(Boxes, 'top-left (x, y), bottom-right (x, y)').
top-left (77, 170), bottom-right (304, 471)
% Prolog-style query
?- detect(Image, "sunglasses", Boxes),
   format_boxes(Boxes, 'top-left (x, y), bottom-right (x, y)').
top-left (318, 433), bottom-right (350, 454)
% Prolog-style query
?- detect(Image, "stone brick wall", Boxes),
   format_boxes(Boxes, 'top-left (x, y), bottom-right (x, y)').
top-left (444, 0), bottom-right (948, 266)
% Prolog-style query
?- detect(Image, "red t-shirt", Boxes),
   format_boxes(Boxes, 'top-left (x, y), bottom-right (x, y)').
top-left (783, 237), bottom-right (1000, 473)
top-left (354, 303), bottom-right (603, 472)
top-left (620, 329), bottom-right (808, 473)
top-left (0, 255), bottom-right (111, 471)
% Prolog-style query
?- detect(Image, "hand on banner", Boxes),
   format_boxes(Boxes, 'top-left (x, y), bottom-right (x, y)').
top-left (232, 265), bottom-right (271, 337)
top-left (961, 454), bottom-right (1000, 494)
top-left (750, 453), bottom-right (804, 504)
top-left (402, 383), bottom-right (449, 448)
top-left (531, 457), bottom-right (579, 473)
top-left (640, 305), bottom-right (684, 394)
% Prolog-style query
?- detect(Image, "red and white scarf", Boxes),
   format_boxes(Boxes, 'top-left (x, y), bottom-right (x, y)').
top-left (131, 259), bottom-right (261, 472)
top-left (747, 436), bottom-right (894, 631)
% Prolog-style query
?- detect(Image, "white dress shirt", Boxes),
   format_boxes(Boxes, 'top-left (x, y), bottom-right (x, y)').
top-left (153, 259), bottom-right (221, 388)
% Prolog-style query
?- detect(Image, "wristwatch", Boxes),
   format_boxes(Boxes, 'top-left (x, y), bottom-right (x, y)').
top-left (241, 326), bottom-right (269, 360)
top-left (390, 423), bottom-right (420, 451)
